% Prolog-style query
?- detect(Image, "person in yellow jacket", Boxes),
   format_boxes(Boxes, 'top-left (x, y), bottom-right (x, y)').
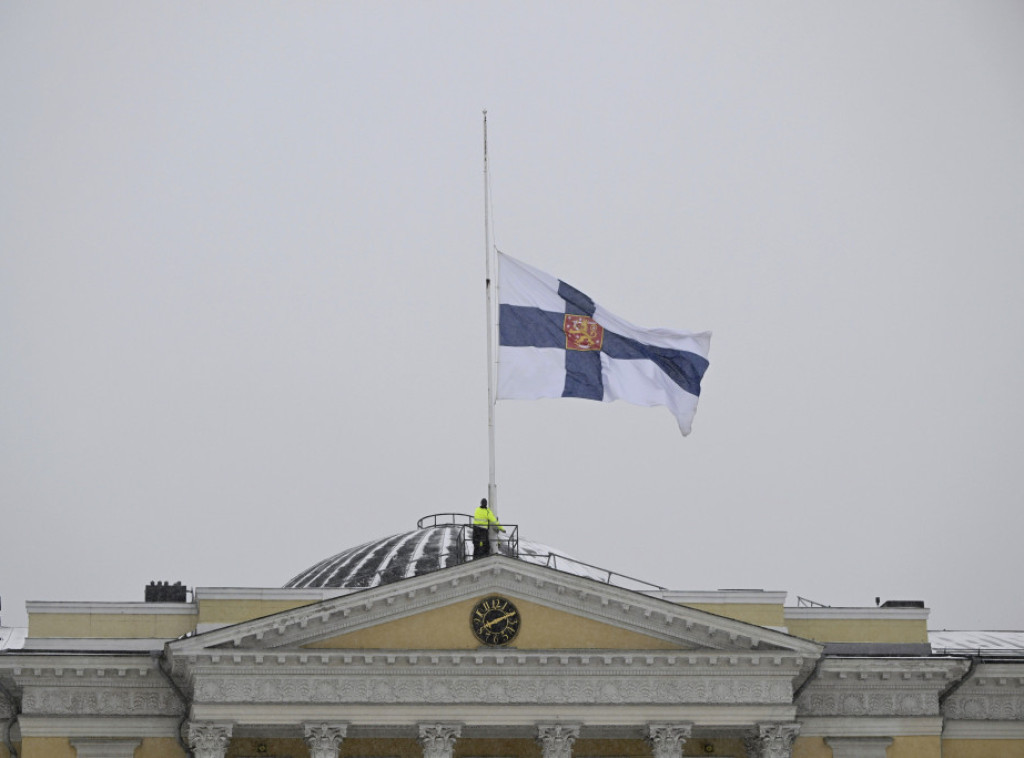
top-left (472, 498), bottom-right (505, 558)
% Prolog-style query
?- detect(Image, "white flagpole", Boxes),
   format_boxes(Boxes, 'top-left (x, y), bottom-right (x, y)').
top-left (483, 110), bottom-right (499, 517)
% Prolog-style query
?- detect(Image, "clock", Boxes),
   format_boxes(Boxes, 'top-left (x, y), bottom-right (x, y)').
top-left (470, 595), bottom-right (521, 646)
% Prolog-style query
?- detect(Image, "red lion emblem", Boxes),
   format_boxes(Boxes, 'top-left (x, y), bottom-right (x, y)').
top-left (563, 314), bottom-right (604, 351)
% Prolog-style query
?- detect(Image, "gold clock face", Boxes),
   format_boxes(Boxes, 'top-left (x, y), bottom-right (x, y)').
top-left (470, 595), bottom-right (521, 646)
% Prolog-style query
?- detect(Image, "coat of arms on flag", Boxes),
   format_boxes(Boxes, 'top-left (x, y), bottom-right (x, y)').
top-left (496, 252), bottom-right (711, 435)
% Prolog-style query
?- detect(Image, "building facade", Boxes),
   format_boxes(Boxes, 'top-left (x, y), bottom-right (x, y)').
top-left (2, 519), bottom-right (1022, 758)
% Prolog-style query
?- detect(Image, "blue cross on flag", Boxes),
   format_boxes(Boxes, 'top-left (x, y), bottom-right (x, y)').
top-left (497, 253), bottom-right (711, 435)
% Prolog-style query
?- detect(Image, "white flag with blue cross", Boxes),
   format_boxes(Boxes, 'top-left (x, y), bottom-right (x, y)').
top-left (497, 252), bottom-right (711, 435)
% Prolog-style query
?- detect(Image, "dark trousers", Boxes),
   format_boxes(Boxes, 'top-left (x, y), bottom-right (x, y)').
top-left (472, 526), bottom-right (489, 558)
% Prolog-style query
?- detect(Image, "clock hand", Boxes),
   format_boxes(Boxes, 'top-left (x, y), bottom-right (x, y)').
top-left (482, 611), bottom-right (516, 629)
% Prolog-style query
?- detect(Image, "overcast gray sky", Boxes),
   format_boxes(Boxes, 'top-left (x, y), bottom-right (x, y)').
top-left (2, 2), bottom-right (1023, 631)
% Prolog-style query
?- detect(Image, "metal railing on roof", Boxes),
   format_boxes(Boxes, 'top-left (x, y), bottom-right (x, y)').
top-left (538, 553), bottom-right (666, 591)
top-left (797, 595), bottom-right (831, 608)
top-left (412, 512), bottom-right (664, 591)
top-left (417, 513), bottom-right (474, 528)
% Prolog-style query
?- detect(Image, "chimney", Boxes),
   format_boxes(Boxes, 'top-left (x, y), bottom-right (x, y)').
top-left (145, 581), bottom-right (188, 603)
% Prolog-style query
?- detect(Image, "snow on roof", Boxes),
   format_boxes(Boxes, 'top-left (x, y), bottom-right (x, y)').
top-left (0, 626), bottom-right (27, 651)
top-left (929, 630), bottom-right (1024, 656)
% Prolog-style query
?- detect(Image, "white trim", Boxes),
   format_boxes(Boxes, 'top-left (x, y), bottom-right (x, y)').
top-left (26, 602), bottom-right (197, 617)
top-left (650, 591), bottom-right (788, 605)
top-left (171, 558), bottom-right (822, 658)
top-left (19, 716), bottom-right (182, 738)
top-left (22, 638), bottom-right (170, 651)
top-left (784, 607), bottom-right (929, 621)
top-left (798, 717), bottom-right (944, 737)
top-left (190, 703), bottom-right (797, 726)
top-left (194, 588), bottom-right (357, 602)
top-left (942, 720), bottom-right (1024, 739)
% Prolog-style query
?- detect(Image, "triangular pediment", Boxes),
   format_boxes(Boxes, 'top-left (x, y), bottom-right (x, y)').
top-left (169, 556), bottom-right (820, 658)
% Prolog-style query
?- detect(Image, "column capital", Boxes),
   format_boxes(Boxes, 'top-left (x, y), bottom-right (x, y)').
top-left (536, 724), bottom-right (581, 758)
top-left (303, 723), bottom-right (348, 758)
top-left (744, 723), bottom-right (800, 758)
top-left (418, 723), bottom-right (462, 758)
top-left (187, 722), bottom-right (233, 758)
top-left (646, 724), bottom-right (693, 758)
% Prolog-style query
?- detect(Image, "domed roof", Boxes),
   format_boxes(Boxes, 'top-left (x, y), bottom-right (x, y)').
top-left (284, 515), bottom-right (611, 590)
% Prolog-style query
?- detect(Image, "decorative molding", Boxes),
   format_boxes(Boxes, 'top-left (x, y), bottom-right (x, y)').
top-left (20, 686), bottom-right (184, 717)
top-left (70, 739), bottom-right (142, 758)
top-left (191, 671), bottom-right (794, 706)
top-left (798, 690), bottom-right (934, 717)
top-left (824, 737), bottom-right (892, 758)
top-left (536, 724), bottom-right (580, 758)
top-left (796, 658), bottom-right (969, 718)
top-left (417, 723), bottom-right (462, 758)
top-left (645, 724), bottom-right (692, 758)
top-left (303, 723), bottom-right (347, 758)
top-left (187, 722), bottom-right (233, 758)
top-left (169, 558), bottom-right (820, 657)
top-left (942, 662), bottom-right (1024, 721)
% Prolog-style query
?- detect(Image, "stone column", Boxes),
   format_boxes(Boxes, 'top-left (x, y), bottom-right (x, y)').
top-left (824, 737), bottom-right (893, 758)
top-left (536, 724), bottom-right (581, 758)
top-left (187, 722), bottom-right (233, 758)
top-left (646, 724), bottom-right (692, 758)
top-left (744, 723), bottom-right (800, 758)
top-left (304, 723), bottom-right (348, 758)
top-left (418, 723), bottom-right (462, 758)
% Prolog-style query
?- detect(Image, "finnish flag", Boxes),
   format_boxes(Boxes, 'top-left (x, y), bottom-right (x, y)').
top-left (497, 252), bottom-right (711, 435)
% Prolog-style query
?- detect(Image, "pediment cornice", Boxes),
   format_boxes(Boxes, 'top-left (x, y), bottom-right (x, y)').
top-left (168, 557), bottom-right (820, 661)
top-left (942, 660), bottom-right (1024, 721)
top-left (796, 656), bottom-right (971, 718)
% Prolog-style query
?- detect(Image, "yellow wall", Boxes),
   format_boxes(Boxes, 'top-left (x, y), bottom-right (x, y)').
top-left (197, 599), bottom-right (318, 625)
top-left (784, 617), bottom-right (928, 644)
top-left (888, 736), bottom-right (940, 758)
top-left (340, 738), bottom-right (420, 758)
top-left (305, 594), bottom-right (687, 650)
top-left (137, 738), bottom-right (186, 758)
top-left (20, 738), bottom-right (75, 758)
top-left (28, 613), bottom-right (197, 639)
top-left (226, 739), bottom-right (308, 758)
top-left (943, 739), bottom-right (1024, 758)
top-left (685, 603), bottom-right (785, 628)
top-left (792, 737), bottom-right (830, 758)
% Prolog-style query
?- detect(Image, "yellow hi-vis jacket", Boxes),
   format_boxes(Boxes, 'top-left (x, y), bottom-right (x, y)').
top-left (473, 505), bottom-right (505, 532)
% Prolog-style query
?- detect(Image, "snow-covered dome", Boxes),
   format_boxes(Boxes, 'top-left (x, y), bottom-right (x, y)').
top-left (284, 514), bottom-right (612, 589)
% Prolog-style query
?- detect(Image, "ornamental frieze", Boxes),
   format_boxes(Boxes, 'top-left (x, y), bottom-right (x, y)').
top-left (20, 686), bottom-right (185, 716)
top-left (943, 693), bottom-right (1024, 720)
top-left (192, 673), bottom-right (792, 705)
top-left (796, 689), bottom-right (935, 717)
top-left (942, 664), bottom-right (1024, 721)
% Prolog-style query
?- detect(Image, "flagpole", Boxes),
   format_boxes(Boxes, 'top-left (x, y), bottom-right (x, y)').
top-left (483, 110), bottom-right (499, 517)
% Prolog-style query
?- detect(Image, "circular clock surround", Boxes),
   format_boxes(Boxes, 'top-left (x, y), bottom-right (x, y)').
top-left (470, 595), bottom-right (521, 646)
